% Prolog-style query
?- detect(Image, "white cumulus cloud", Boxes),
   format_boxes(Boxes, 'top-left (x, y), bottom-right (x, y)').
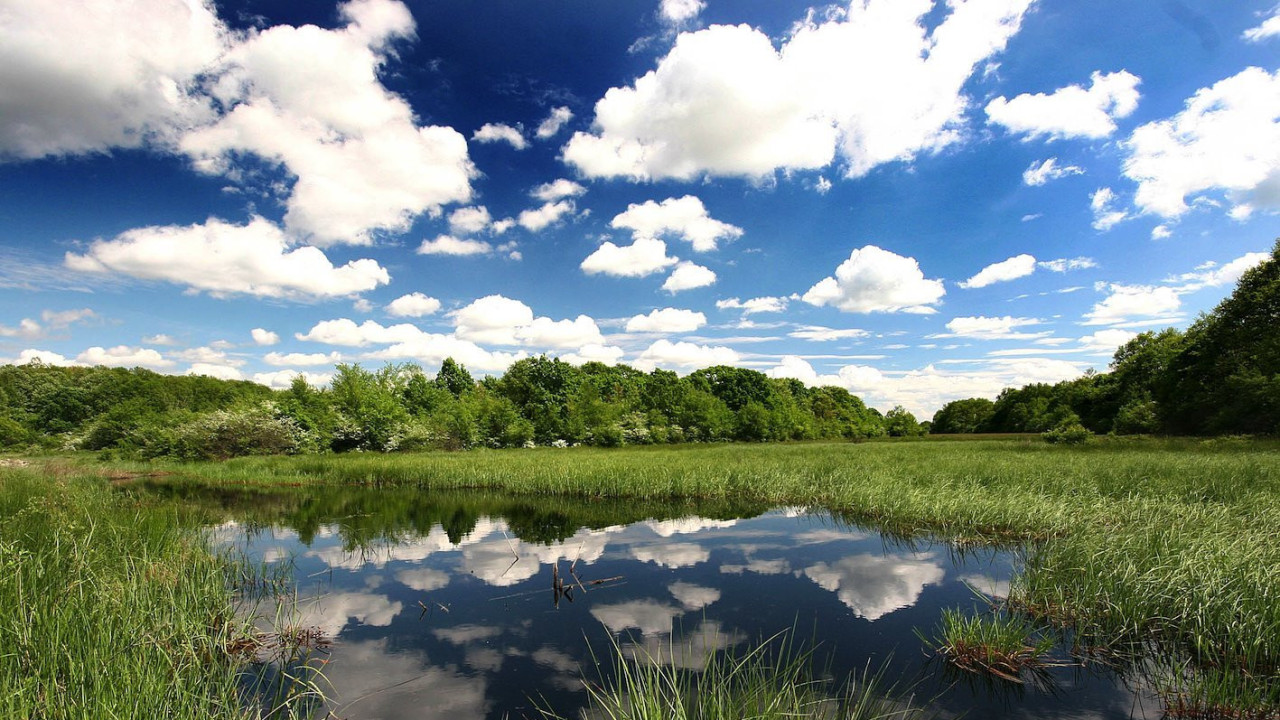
top-left (715, 296), bottom-right (789, 314)
top-left (179, 1), bottom-right (474, 246)
top-left (0, 319), bottom-right (42, 340)
top-left (788, 326), bottom-right (869, 342)
top-left (65, 216), bottom-right (390, 299)
top-left (264, 351), bottom-right (341, 367)
top-left (1037, 257), bottom-right (1097, 273)
top-left (253, 370), bottom-right (335, 389)
top-left (1, 349), bottom-right (77, 366)
top-left (634, 339), bottom-right (738, 372)
top-left (77, 345), bottom-right (172, 368)
top-left (251, 328), bottom-right (280, 346)
top-left (1166, 252), bottom-right (1269, 292)
top-left (518, 200), bottom-right (576, 232)
top-left (296, 316), bottom-right (526, 372)
top-left (768, 357), bottom-right (1087, 417)
top-left (1243, 8), bottom-right (1280, 42)
top-left (471, 122), bottom-right (528, 149)
top-left (535, 106), bottom-right (574, 140)
top-left (563, 0), bottom-right (1034, 181)
top-left (660, 0), bottom-right (706, 24)
top-left (958, 254), bottom-right (1036, 289)
top-left (186, 363), bottom-right (244, 380)
top-left (531, 179), bottom-right (587, 202)
top-left (514, 316), bottom-right (605, 349)
top-left (369, 336), bottom-right (525, 372)
top-left (1122, 67), bottom-right (1280, 220)
top-left (1090, 187), bottom-right (1132, 231)
top-left (1078, 328), bottom-right (1137, 354)
top-left (662, 262), bottom-right (716, 292)
top-left (582, 238), bottom-right (679, 278)
top-left (626, 308), bottom-right (707, 333)
top-left (559, 344), bottom-right (626, 365)
top-left (452, 295), bottom-right (535, 345)
top-left (986, 70), bottom-right (1141, 140)
top-left (802, 245), bottom-right (944, 314)
top-left (417, 235), bottom-right (493, 256)
top-left (386, 292), bottom-right (442, 317)
top-left (1084, 284), bottom-right (1182, 326)
top-left (448, 206), bottom-right (493, 235)
top-left (941, 316), bottom-right (1047, 340)
top-left (449, 295), bottom-right (603, 349)
top-left (611, 196), bottom-right (743, 252)
top-left (0, 0), bottom-right (224, 159)
top-left (296, 318), bottom-right (424, 346)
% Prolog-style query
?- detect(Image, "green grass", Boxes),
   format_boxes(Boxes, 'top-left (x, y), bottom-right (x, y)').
top-left (0, 466), bottom-right (320, 719)
top-left (923, 609), bottom-right (1055, 683)
top-left (539, 630), bottom-right (921, 720)
top-left (40, 436), bottom-right (1280, 716)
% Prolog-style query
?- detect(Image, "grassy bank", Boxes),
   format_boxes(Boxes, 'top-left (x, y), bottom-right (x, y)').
top-left (0, 465), bottom-right (284, 719)
top-left (111, 436), bottom-right (1278, 715)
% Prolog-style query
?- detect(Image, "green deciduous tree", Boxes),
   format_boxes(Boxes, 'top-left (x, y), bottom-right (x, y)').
top-left (1160, 240), bottom-right (1280, 435)
top-left (884, 406), bottom-right (924, 437)
top-left (930, 398), bottom-right (995, 434)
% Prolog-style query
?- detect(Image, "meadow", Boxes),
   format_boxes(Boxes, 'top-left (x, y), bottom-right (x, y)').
top-left (4, 436), bottom-right (1278, 718)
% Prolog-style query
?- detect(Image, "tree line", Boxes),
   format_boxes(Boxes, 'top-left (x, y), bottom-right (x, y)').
top-left (2, 240), bottom-right (1275, 458)
top-left (932, 240), bottom-right (1280, 437)
top-left (0, 356), bottom-right (903, 460)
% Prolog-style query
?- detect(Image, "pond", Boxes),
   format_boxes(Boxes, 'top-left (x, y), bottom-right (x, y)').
top-left (184, 485), bottom-right (1160, 719)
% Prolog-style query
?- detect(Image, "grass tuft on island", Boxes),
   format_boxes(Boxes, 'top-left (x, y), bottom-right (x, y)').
top-left (923, 609), bottom-right (1055, 683)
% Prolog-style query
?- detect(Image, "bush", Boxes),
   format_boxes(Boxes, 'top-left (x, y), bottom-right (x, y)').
top-left (1042, 421), bottom-right (1092, 445)
top-left (591, 423), bottom-right (625, 447)
top-left (0, 415), bottom-right (31, 449)
top-left (501, 417), bottom-right (535, 448)
top-left (135, 406), bottom-right (304, 460)
top-left (388, 419), bottom-right (439, 452)
top-left (1114, 398), bottom-right (1160, 434)
top-left (620, 412), bottom-right (652, 445)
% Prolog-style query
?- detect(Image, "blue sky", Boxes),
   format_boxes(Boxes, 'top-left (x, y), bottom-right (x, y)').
top-left (1, 0), bottom-right (1277, 416)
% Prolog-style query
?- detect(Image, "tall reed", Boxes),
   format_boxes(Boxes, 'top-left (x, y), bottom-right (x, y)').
top-left (0, 467), bottom-right (320, 719)
top-left (539, 629), bottom-right (921, 720)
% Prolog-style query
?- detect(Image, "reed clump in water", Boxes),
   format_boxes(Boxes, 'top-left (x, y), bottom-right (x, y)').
top-left (924, 609), bottom-right (1055, 683)
top-left (540, 629), bottom-right (921, 720)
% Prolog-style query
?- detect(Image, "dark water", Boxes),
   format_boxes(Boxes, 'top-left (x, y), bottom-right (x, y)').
top-left (190, 486), bottom-right (1159, 719)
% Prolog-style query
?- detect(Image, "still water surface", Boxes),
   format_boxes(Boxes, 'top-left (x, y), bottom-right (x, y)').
top-left (200, 488), bottom-right (1158, 719)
